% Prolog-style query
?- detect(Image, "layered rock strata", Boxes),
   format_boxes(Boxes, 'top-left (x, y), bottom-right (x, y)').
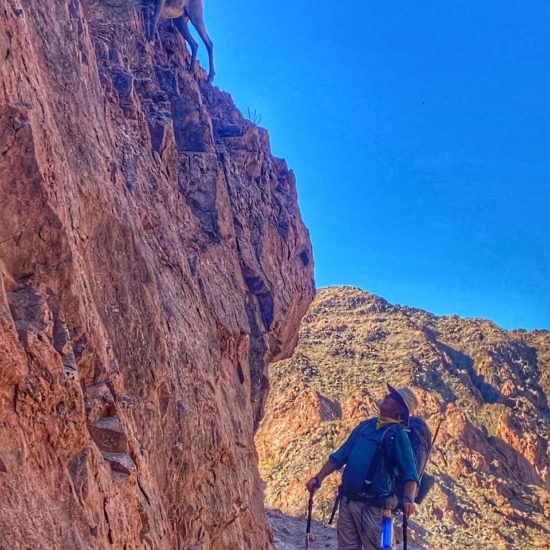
top-left (257, 287), bottom-right (550, 549)
top-left (0, 1), bottom-right (314, 548)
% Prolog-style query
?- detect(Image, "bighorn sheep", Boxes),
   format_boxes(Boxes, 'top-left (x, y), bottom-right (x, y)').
top-left (146, 0), bottom-right (215, 82)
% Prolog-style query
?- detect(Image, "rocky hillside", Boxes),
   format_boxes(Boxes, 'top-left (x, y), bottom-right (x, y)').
top-left (0, 1), bottom-right (314, 548)
top-left (257, 287), bottom-right (550, 549)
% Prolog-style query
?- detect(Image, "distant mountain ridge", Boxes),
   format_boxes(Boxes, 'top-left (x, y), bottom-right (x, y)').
top-left (256, 286), bottom-right (550, 549)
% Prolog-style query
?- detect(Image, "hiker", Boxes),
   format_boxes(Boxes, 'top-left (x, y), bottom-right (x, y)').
top-left (306, 384), bottom-right (420, 550)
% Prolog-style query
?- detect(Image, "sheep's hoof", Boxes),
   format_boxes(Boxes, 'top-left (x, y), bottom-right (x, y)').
top-left (207, 72), bottom-right (215, 83)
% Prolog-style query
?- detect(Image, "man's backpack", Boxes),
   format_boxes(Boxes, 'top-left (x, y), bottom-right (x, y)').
top-left (393, 416), bottom-right (435, 508)
top-left (365, 416), bottom-right (434, 509)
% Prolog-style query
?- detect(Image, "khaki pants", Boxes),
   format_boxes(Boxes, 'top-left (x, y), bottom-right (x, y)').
top-left (337, 497), bottom-right (387, 550)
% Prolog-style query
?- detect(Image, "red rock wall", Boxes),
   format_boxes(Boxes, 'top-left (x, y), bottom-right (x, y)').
top-left (0, 1), bottom-right (315, 548)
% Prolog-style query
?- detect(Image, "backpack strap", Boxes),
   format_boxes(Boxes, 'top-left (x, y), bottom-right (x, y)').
top-left (354, 417), bottom-right (376, 440)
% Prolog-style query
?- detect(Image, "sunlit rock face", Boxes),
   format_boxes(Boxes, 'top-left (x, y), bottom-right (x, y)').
top-left (0, 1), bottom-right (314, 547)
top-left (257, 287), bottom-right (550, 549)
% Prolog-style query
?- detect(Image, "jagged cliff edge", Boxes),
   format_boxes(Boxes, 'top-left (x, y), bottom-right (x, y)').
top-left (0, 1), bottom-right (315, 548)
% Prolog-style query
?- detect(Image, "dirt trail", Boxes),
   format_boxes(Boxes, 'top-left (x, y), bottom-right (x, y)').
top-left (267, 508), bottom-right (426, 550)
top-left (268, 509), bottom-right (337, 549)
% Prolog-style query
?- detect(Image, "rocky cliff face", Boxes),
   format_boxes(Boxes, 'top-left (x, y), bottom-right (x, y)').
top-left (0, 1), bottom-right (314, 548)
top-left (257, 287), bottom-right (550, 549)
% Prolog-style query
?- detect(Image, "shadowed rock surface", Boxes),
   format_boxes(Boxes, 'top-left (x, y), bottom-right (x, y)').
top-left (0, 1), bottom-right (314, 548)
top-left (257, 287), bottom-right (550, 549)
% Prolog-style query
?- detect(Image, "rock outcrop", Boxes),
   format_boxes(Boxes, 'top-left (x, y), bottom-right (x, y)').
top-left (257, 287), bottom-right (550, 549)
top-left (0, 1), bottom-right (314, 548)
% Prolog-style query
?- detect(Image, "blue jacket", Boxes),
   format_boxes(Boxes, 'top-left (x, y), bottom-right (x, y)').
top-left (329, 419), bottom-right (419, 495)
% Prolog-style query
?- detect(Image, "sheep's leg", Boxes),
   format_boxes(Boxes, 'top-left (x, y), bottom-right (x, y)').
top-left (150, 0), bottom-right (165, 43)
top-left (188, 0), bottom-right (215, 82)
top-left (174, 16), bottom-right (199, 73)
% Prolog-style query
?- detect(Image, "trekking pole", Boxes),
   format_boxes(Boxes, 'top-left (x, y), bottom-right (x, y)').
top-left (419, 419), bottom-right (443, 480)
top-left (403, 419), bottom-right (442, 550)
top-left (402, 419), bottom-right (442, 550)
top-left (403, 514), bottom-right (408, 550)
top-left (413, 419), bottom-right (443, 504)
top-left (305, 491), bottom-right (314, 550)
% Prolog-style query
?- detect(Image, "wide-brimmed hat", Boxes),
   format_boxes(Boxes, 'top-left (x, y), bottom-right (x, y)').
top-left (387, 383), bottom-right (418, 415)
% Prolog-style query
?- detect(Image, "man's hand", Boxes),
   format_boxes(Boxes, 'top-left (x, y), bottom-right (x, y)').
top-left (306, 476), bottom-right (321, 494)
top-left (402, 481), bottom-right (417, 518)
top-left (305, 459), bottom-right (338, 494)
top-left (403, 499), bottom-right (415, 518)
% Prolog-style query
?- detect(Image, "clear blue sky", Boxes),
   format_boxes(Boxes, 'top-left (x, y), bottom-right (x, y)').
top-left (201, 0), bottom-right (549, 330)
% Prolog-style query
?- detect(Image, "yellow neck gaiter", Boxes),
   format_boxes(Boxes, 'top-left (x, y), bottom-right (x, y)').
top-left (376, 416), bottom-right (401, 430)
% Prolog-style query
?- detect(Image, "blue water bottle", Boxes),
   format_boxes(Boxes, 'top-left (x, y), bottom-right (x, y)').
top-left (381, 515), bottom-right (393, 549)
